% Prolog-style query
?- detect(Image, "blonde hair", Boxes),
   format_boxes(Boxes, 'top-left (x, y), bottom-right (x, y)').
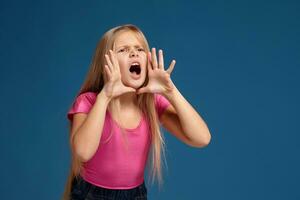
top-left (61, 24), bottom-right (168, 200)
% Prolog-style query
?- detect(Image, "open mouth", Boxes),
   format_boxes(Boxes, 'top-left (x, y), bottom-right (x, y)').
top-left (129, 63), bottom-right (141, 75)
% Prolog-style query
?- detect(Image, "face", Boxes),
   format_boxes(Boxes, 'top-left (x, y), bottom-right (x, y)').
top-left (113, 31), bottom-right (147, 89)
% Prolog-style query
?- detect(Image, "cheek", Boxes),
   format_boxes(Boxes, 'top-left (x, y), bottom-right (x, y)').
top-left (140, 54), bottom-right (147, 67)
top-left (116, 58), bottom-right (127, 71)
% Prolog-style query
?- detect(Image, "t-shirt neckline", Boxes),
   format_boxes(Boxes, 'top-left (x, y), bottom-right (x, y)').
top-left (107, 109), bottom-right (144, 132)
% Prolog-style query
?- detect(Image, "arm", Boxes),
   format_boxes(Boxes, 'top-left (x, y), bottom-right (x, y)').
top-left (160, 83), bottom-right (211, 148)
top-left (137, 48), bottom-right (211, 148)
top-left (71, 91), bottom-right (110, 162)
top-left (71, 49), bottom-right (135, 162)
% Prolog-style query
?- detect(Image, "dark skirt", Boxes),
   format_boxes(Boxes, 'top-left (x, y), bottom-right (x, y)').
top-left (70, 175), bottom-right (148, 200)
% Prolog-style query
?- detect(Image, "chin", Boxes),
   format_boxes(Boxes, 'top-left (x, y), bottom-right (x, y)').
top-left (126, 81), bottom-right (144, 89)
top-left (123, 74), bottom-right (146, 89)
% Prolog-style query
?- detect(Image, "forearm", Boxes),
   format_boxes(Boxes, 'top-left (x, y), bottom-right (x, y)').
top-left (73, 90), bottom-right (111, 162)
top-left (163, 83), bottom-right (211, 146)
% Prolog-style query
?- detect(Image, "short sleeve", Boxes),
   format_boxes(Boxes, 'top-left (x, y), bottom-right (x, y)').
top-left (67, 92), bottom-right (97, 121)
top-left (154, 93), bottom-right (171, 118)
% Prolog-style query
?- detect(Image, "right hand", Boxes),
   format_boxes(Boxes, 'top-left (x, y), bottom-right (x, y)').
top-left (102, 49), bottom-right (136, 99)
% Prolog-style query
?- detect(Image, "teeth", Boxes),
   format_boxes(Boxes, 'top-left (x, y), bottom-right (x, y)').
top-left (131, 62), bottom-right (139, 66)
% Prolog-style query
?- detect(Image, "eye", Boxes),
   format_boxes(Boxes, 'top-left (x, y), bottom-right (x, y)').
top-left (138, 48), bottom-right (145, 52)
top-left (118, 49), bottom-right (125, 53)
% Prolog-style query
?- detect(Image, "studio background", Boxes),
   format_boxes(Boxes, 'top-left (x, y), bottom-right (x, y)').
top-left (1, 0), bottom-right (299, 199)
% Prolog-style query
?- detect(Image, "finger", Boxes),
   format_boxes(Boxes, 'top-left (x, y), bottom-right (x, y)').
top-left (105, 53), bottom-right (114, 70)
top-left (104, 64), bottom-right (112, 80)
top-left (158, 49), bottom-right (164, 70)
top-left (147, 51), bottom-right (153, 70)
top-left (166, 60), bottom-right (176, 74)
top-left (104, 59), bottom-right (113, 73)
top-left (109, 50), bottom-right (119, 71)
top-left (151, 48), bottom-right (158, 69)
top-left (104, 65), bottom-right (112, 82)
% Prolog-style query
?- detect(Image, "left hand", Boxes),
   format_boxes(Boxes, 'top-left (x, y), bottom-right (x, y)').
top-left (136, 48), bottom-right (176, 95)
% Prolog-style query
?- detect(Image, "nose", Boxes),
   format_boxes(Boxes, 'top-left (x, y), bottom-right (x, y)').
top-left (129, 49), bottom-right (138, 57)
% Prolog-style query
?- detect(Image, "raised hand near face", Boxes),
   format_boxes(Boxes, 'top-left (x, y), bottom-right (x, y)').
top-left (136, 48), bottom-right (176, 95)
top-left (103, 50), bottom-right (136, 99)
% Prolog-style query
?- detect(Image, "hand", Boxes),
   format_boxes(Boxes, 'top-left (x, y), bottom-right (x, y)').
top-left (137, 48), bottom-right (176, 95)
top-left (102, 50), bottom-right (136, 99)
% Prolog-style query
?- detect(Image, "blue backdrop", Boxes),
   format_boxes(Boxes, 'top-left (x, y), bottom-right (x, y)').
top-left (1, 0), bottom-right (299, 199)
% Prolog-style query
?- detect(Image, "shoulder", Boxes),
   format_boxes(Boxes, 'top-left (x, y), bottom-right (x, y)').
top-left (154, 93), bottom-right (171, 118)
top-left (154, 93), bottom-right (170, 105)
top-left (67, 91), bottom-right (98, 121)
top-left (74, 91), bottom-right (98, 108)
top-left (76, 91), bottom-right (97, 103)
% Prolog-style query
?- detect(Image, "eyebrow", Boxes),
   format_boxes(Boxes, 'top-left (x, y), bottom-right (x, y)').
top-left (116, 45), bottom-right (143, 50)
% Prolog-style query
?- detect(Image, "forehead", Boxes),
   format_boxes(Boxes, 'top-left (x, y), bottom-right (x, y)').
top-left (114, 31), bottom-right (143, 49)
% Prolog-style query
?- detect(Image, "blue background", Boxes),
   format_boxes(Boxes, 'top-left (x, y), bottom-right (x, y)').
top-left (1, 0), bottom-right (299, 199)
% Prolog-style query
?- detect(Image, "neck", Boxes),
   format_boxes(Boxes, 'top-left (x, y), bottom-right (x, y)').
top-left (110, 92), bottom-right (138, 112)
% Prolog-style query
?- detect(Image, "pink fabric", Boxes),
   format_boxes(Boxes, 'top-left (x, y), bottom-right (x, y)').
top-left (67, 92), bottom-right (171, 189)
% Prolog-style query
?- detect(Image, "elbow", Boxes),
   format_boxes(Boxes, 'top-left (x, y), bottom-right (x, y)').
top-left (193, 131), bottom-right (211, 148)
top-left (203, 132), bottom-right (211, 147)
top-left (71, 138), bottom-right (91, 163)
top-left (201, 126), bottom-right (212, 147)
top-left (75, 149), bottom-right (91, 163)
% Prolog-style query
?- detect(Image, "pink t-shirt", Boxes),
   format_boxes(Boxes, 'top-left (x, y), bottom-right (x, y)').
top-left (67, 92), bottom-right (171, 189)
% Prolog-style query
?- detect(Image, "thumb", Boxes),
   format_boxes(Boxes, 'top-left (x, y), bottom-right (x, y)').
top-left (124, 86), bottom-right (136, 93)
top-left (137, 86), bottom-right (151, 94)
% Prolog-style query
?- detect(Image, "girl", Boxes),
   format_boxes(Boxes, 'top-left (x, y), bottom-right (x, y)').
top-left (62, 24), bottom-right (211, 200)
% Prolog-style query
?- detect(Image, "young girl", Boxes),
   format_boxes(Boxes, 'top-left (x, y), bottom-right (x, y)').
top-left (62, 24), bottom-right (211, 200)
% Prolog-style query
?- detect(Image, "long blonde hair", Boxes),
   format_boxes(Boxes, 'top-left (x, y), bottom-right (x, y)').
top-left (61, 24), bottom-right (168, 200)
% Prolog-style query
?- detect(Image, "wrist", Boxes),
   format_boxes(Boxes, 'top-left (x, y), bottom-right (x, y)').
top-left (97, 89), bottom-right (112, 104)
top-left (162, 81), bottom-right (177, 100)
